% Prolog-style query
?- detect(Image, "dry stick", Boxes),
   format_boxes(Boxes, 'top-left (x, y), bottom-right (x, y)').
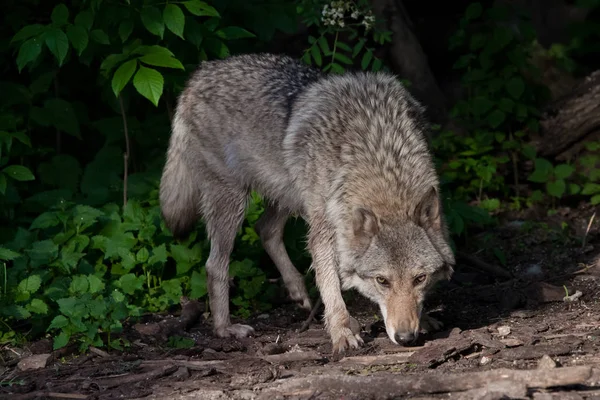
top-left (118, 96), bottom-right (131, 208)
top-left (581, 211), bottom-right (596, 250)
top-left (298, 297), bottom-right (323, 333)
top-left (457, 251), bottom-right (513, 279)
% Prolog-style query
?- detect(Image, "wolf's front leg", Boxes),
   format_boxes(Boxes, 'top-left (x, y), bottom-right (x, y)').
top-left (308, 212), bottom-right (363, 354)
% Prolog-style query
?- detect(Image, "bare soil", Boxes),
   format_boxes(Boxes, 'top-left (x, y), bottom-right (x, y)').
top-left (2, 203), bottom-right (600, 400)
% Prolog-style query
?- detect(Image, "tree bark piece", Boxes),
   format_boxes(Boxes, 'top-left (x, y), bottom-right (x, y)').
top-left (533, 70), bottom-right (600, 160)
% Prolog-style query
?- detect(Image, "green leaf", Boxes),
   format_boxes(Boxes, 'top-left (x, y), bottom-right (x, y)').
top-left (4, 305), bottom-right (31, 320)
top-left (119, 20), bottom-right (134, 43)
top-left (554, 164), bottom-right (575, 180)
top-left (111, 59), bottom-right (138, 97)
top-left (133, 65), bottom-right (164, 106)
top-left (44, 28), bottom-right (70, 66)
top-left (51, 4), bottom-right (69, 25)
top-left (334, 52), bottom-right (353, 65)
top-left (190, 269), bottom-right (207, 299)
top-left (183, 0), bottom-right (220, 16)
top-left (163, 4), bottom-right (185, 39)
top-left (582, 183), bottom-right (600, 195)
top-left (90, 29), bottom-right (110, 45)
top-left (216, 26), bottom-right (256, 40)
top-left (310, 46), bottom-right (322, 67)
top-left (3, 165), bottom-right (35, 181)
top-left (465, 2), bottom-right (483, 20)
top-left (74, 11), bottom-right (94, 31)
top-left (528, 158), bottom-right (554, 183)
top-left (118, 273), bottom-right (144, 295)
top-left (53, 331), bottom-right (70, 350)
top-left (70, 275), bottom-right (89, 294)
top-left (141, 6), bottom-right (165, 39)
top-left (27, 240), bottom-right (59, 268)
top-left (204, 37), bottom-right (229, 58)
top-left (0, 174), bottom-right (6, 194)
top-left (139, 53), bottom-right (184, 69)
top-left (44, 98), bottom-right (81, 138)
top-left (30, 211), bottom-right (61, 229)
top-left (352, 39), bottom-right (364, 58)
top-left (27, 299), bottom-right (49, 315)
top-left (18, 275), bottom-right (42, 295)
top-left (136, 247), bottom-right (149, 263)
top-left (592, 194), bottom-right (600, 205)
top-left (12, 24), bottom-right (45, 43)
top-left (487, 109), bottom-right (506, 129)
top-left (0, 246), bottom-right (21, 261)
top-left (48, 315), bottom-right (69, 330)
top-left (472, 97), bottom-right (494, 116)
top-left (66, 25), bottom-right (88, 56)
top-left (16, 38), bottom-right (43, 72)
top-left (87, 275), bottom-right (105, 294)
top-left (569, 183), bottom-right (581, 195)
top-left (132, 45), bottom-right (175, 57)
top-left (506, 77), bottom-right (525, 99)
top-left (547, 179), bottom-right (566, 198)
top-left (361, 51), bottom-right (372, 70)
top-left (148, 243), bottom-right (168, 265)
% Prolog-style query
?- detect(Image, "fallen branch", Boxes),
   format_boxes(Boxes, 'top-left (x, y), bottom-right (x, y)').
top-left (260, 365), bottom-right (592, 398)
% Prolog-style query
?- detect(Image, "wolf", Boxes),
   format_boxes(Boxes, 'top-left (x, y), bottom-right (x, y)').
top-left (159, 53), bottom-right (455, 353)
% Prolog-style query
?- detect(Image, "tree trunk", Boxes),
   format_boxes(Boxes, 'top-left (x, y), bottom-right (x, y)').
top-left (371, 0), bottom-right (448, 125)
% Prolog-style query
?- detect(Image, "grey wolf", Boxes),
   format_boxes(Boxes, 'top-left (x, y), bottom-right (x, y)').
top-left (159, 53), bottom-right (455, 353)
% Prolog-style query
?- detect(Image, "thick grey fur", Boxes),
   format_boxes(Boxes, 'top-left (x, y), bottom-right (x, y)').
top-left (160, 53), bottom-right (455, 353)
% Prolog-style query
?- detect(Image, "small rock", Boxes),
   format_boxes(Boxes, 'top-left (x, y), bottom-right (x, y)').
top-left (523, 263), bottom-right (544, 279)
top-left (538, 354), bottom-right (557, 369)
top-left (17, 354), bottom-right (51, 371)
top-left (257, 313), bottom-right (270, 319)
top-left (500, 338), bottom-right (524, 348)
top-left (480, 356), bottom-right (492, 365)
top-left (497, 326), bottom-right (511, 336)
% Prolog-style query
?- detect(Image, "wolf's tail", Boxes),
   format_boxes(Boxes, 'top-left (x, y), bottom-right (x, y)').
top-left (159, 112), bottom-right (199, 239)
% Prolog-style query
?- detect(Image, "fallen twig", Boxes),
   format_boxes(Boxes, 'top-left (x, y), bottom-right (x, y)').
top-left (298, 297), bottom-right (323, 333)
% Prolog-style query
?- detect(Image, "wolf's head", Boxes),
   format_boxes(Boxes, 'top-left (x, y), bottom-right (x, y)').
top-left (337, 187), bottom-right (455, 345)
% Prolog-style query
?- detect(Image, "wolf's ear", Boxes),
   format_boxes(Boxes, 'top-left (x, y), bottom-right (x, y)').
top-left (352, 207), bottom-right (379, 248)
top-left (415, 187), bottom-right (442, 231)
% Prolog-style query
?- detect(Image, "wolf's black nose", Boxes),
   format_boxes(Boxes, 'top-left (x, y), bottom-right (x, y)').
top-left (395, 332), bottom-right (416, 345)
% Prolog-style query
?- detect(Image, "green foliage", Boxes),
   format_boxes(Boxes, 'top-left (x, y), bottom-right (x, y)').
top-left (298, 0), bottom-right (391, 73)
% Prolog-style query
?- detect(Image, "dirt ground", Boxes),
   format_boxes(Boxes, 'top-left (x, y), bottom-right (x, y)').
top-left (2, 203), bottom-right (600, 400)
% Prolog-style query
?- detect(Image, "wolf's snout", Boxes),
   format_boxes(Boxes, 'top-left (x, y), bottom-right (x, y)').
top-left (394, 331), bottom-right (416, 345)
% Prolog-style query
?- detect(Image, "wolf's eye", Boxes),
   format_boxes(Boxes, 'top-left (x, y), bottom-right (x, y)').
top-left (375, 276), bottom-right (389, 286)
top-left (414, 274), bottom-right (427, 285)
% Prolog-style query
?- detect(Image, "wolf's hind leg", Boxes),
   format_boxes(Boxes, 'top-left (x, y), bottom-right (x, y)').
top-left (255, 203), bottom-right (311, 310)
top-left (202, 180), bottom-right (254, 339)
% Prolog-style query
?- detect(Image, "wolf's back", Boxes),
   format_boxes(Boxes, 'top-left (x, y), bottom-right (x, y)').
top-left (159, 54), bottom-right (322, 239)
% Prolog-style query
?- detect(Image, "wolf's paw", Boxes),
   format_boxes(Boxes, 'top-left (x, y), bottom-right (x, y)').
top-left (420, 313), bottom-right (444, 333)
top-left (330, 325), bottom-right (364, 354)
top-left (286, 279), bottom-right (312, 310)
top-left (216, 323), bottom-right (255, 339)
